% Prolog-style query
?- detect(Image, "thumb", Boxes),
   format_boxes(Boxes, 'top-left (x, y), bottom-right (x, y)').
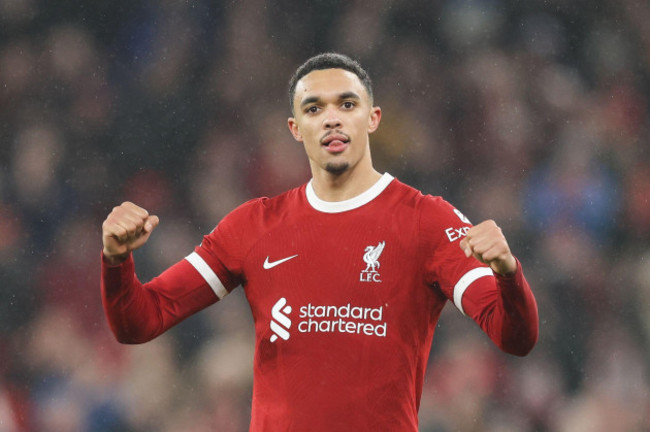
top-left (459, 238), bottom-right (471, 258)
top-left (144, 215), bottom-right (160, 233)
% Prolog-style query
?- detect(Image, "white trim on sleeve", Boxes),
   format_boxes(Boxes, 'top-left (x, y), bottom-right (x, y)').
top-left (453, 267), bottom-right (494, 315)
top-left (185, 251), bottom-right (229, 300)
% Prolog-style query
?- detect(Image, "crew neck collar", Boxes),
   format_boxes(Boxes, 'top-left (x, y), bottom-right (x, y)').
top-left (305, 173), bottom-right (394, 213)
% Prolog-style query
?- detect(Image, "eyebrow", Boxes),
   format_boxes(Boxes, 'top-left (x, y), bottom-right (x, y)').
top-left (299, 91), bottom-right (362, 109)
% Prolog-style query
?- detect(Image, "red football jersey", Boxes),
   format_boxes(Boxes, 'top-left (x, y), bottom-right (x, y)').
top-left (101, 173), bottom-right (538, 431)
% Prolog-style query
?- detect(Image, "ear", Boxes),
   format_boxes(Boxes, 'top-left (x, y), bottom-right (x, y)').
top-left (288, 117), bottom-right (303, 142)
top-left (367, 106), bottom-right (382, 134)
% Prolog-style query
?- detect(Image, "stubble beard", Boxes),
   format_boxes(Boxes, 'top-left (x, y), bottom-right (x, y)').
top-left (325, 161), bottom-right (350, 175)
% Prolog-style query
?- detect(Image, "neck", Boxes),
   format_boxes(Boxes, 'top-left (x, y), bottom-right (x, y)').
top-left (309, 158), bottom-right (382, 202)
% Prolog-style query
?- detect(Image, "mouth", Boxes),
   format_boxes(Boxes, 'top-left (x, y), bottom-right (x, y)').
top-left (321, 132), bottom-right (350, 153)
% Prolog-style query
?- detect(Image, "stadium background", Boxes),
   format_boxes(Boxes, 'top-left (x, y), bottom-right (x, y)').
top-left (1, 0), bottom-right (649, 430)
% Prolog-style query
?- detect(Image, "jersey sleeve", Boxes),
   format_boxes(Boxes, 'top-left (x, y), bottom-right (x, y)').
top-left (419, 195), bottom-right (538, 356)
top-left (461, 259), bottom-right (538, 356)
top-left (185, 198), bottom-right (258, 297)
top-left (101, 253), bottom-right (219, 344)
top-left (420, 195), bottom-right (492, 312)
top-left (101, 199), bottom-right (260, 344)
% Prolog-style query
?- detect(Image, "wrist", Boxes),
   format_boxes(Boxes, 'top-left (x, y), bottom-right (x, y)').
top-left (493, 255), bottom-right (518, 277)
top-left (102, 249), bottom-right (129, 266)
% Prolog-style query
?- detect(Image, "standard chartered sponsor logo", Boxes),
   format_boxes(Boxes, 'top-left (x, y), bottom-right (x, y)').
top-left (298, 303), bottom-right (387, 337)
top-left (269, 299), bottom-right (387, 341)
top-left (270, 297), bottom-right (292, 342)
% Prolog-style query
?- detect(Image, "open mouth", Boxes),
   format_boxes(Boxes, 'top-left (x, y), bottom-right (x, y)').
top-left (321, 133), bottom-right (350, 153)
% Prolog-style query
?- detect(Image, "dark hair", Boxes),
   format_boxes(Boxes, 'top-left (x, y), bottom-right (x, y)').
top-left (288, 52), bottom-right (373, 114)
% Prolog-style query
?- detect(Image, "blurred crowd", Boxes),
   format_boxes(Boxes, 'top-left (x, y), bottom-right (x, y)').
top-left (1, 0), bottom-right (649, 431)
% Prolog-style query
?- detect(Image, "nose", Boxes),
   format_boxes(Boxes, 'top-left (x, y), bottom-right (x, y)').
top-left (323, 108), bottom-right (342, 129)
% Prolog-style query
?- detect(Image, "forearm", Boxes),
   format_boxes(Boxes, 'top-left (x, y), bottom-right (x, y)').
top-left (462, 259), bottom-right (539, 356)
top-left (101, 253), bottom-right (164, 343)
top-left (101, 252), bottom-right (218, 344)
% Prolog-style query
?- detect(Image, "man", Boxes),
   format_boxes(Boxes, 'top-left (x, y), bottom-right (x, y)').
top-left (101, 53), bottom-right (538, 431)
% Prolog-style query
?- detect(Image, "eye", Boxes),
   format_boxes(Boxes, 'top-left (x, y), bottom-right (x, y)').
top-left (342, 101), bottom-right (355, 109)
top-left (305, 106), bottom-right (320, 114)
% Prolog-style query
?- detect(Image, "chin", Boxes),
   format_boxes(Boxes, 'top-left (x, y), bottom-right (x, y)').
top-left (325, 162), bottom-right (350, 175)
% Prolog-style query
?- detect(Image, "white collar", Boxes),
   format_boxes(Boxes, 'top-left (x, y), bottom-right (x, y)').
top-left (305, 173), bottom-right (394, 213)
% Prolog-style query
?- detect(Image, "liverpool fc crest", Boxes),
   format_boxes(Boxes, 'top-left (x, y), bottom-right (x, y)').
top-left (360, 241), bottom-right (385, 283)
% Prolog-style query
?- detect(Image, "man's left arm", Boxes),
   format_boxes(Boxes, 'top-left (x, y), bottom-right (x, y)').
top-left (458, 220), bottom-right (539, 356)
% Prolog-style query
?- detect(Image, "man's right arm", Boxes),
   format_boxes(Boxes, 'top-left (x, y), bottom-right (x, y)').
top-left (101, 253), bottom-right (219, 343)
top-left (101, 202), bottom-right (220, 343)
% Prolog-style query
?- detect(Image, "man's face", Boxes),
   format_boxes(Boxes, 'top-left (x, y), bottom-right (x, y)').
top-left (288, 68), bottom-right (381, 176)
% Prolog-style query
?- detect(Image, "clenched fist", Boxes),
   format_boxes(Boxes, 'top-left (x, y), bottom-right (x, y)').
top-left (102, 201), bottom-right (160, 265)
top-left (459, 220), bottom-right (517, 276)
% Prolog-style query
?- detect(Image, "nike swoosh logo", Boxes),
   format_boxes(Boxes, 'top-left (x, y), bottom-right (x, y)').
top-left (263, 254), bottom-right (298, 269)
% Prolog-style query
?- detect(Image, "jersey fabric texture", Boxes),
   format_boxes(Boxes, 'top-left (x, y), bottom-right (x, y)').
top-left (101, 173), bottom-right (538, 432)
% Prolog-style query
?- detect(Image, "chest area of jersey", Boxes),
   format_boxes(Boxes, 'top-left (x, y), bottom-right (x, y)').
top-left (243, 216), bottom-right (427, 330)
top-left (244, 217), bottom-right (416, 299)
top-left (241, 212), bottom-right (445, 351)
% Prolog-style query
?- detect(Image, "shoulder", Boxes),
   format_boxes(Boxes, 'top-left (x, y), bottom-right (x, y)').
top-left (419, 194), bottom-right (465, 219)
top-left (381, 178), bottom-right (429, 209)
top-left (417, 193), bottom-right (474, 247)
top-left (218, 184), bottom-right (307, 230)
top-left (382, 179), bottom-right (469, 242)
top-left (201, 184), bottom-right (307, 256)
top-left (387, 179), bottom-right (473, 236)
top-left (388, 178), bottom-right (452, 214)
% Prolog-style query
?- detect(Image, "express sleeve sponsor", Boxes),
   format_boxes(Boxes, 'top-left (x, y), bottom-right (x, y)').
top-left (419, 196), bottom-right (493, 312)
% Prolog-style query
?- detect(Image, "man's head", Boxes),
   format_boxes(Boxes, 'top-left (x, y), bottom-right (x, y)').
top-left (289, 53), bottom-right (373, 115)
top-left (287, 53), bottom-right (381, 178)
